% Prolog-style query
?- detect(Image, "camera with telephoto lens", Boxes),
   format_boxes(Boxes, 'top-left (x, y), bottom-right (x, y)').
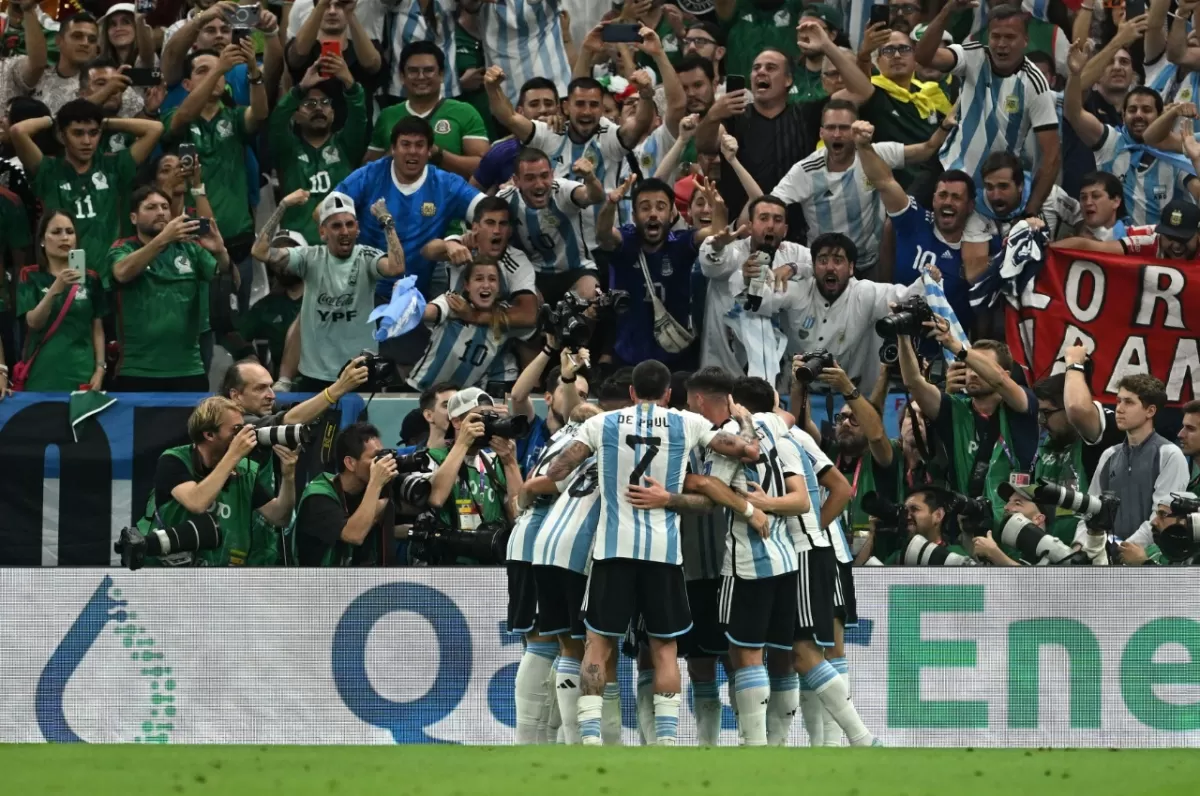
top-left (348, 350), bottom-right (396, 392)
top-left (875, 295), bottom-right (935, 339)
top-left (793, 348), bottom-right (835, 384)
top-left (408, 514), bottom-right (511, 565)
top-left (954, 493), bottom-right (995, 537)
top-left (861, 491), bottom-right (904, 533)
top-left (901, 533), bottom-right (975, 566)
top-left (1033, 479), bottom-right (1120, 532)
top-left (538, 290), bottom-right (631, 349)
top-left (114, 514), bottom-right (222, 571)
top-left (996, 511), bottom-right (1091, 565)
top-left (252, 424), bottom-right (310, 449)
top-left (1155, 495), bottom-right (1200, 563)
top-left (375, 448), bottom-right (432, 509)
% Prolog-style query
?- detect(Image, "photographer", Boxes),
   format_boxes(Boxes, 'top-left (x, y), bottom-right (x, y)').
top-left (970, 480), bottom-right (1045, 567)
top-left (294, 423), bottom-right (398, 567)
top-left (151, 397), bottom-right (297, 566)
top-left (510, 346), bottom-right (590, 478)
top-left (221, 357), bottom-right (370, 428)
top-left (883, 487), bottom-right (971, 565)
top-left (1121, 496), bottom-right (1200, 566)
top-left (425, 388), bottom-right (524, 557)
top-left (900, 320), bottom-right (1039, 515)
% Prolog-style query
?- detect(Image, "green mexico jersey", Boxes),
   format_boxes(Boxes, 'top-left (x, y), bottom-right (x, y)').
top-left (721, 0), bottom-right (804, 87)
top-left (234, 291), bottom-right (302, 370)
top-left (0, 187), bottom-right (31, 314)
top-left (15, 266), bottom-right (108, 391)
top-left (454, 24), bottom-right (497, 141)
top-left (368, 98), bottom-right (488, 155)
top-left (32, 150), bottom-right (137, 277)
top-left (162, 105), bottom-right (254, 240)
top-left (270, 84), bottom-right (370, 243)
top-left (108, 238), bottom-right (217, 378)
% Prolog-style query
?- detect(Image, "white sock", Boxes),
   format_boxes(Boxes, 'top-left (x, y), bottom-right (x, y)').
top-left (514, 643), bottom-right (556, 744)
top-left (728, 670), bottom-right (743, 745)
top-left (653, 692), bottom-right (681, 746)
top-left (636, 670), bottom-right (655, 745)
top-left (578, 694), bottom-right (603, 746)
top-left (732, 664), bottom-right (770, 747)
top-left (555, 658), bottom-right (582, 744)
top-left (601, 682), bottom-right (622, 745)
top-left (799, 682), bottom-right (824, 746)
top-left (692, 680), bottom-right (721, 746)
top-left (541, 658), bottom-right (560, 743)
top-left (821, 658), bottom-right (849, 747)
top-left (767, 674), bottom-right (800, 746)
top-left (806, 660), bottom-right (874, 746)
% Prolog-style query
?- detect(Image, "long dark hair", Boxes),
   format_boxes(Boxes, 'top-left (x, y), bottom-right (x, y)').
top-left (36, 210), bottom-right (78, 270)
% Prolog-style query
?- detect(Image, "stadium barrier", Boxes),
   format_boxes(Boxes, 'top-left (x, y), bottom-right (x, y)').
top-left (3, 568), bottom-right (1199, 746)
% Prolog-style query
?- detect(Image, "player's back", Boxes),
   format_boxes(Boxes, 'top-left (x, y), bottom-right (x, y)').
top-left (723, 412), bottom-right (801, 578)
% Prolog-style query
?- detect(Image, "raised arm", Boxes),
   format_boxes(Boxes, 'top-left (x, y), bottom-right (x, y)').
top-left (369, 199), bottom-right (406, 277)
top-left (169, 45), bottom-right (240, 136)
top-left (16, 0), bottom-right (48, 89)
top-left (1147, 0), bottom-right (1171, 64)
top-left (251, 190), bottom-right (309, 270)
top-left (289, 0), bottom-right (329, 69)
top-left (595, 174), bottom-right (635, 251)
top-left (902, 116), bottom-right (954, 163)
top-left (819, 363), bottom-right (893, 468)
top-left (1065, 38), bottom-right (1108, 149)
top-left (913, 0), bottom-right (961, 72)
top-left (639, 28), bottom-right (685, 136)
top-left (161, 2), bottom-right (231, 86)
top-left (852, 121), bottom-right (910, 215)
top-left (720, 133), bottom-right (763, 203)
top-left (801, 20), bottom-right (873, 101)
top-left (7, 115), bottom-right (50, 174)
top-left (1082, 15), bottom-right (1149, 89)
top-left (484, 66), bottom-right (534, 143)
top-left (1168, 0), bottom-right (1200, 67)
top-left (1142, 102), bottom-right (1190, 150)
top-left (931, 318), bottom-right (1029, 413)
top-left (104, 117), bottom-right (163, 165)
top-left (1061, 345), bottom-right (1105, 442)
top-left (240, 38), bottom-right (270, 133)
top-left (897, 334), bottom-right (943, 419)
top-left (569, 157), bottom-right (607, 206)
top-left (617, 63), bottom-right (657, 150)
top-left (653, 115), bottom-right (696, 181)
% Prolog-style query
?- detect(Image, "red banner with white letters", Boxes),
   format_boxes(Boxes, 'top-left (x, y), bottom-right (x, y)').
top-left (1004, 248), bottom-right (1200, 406)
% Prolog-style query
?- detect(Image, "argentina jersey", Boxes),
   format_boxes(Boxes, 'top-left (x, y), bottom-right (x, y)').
top-left (577, 404), bottom-right (720, 565)
top-left (779, 431), bottom-right (830, 553)
top-left (407, 295), bottom-right (516, 391)
top-left (771, 143), bottom-right (906, 273)
top-left (507, 423), bottom-right (582, 563)
top-left (447, 245), bottom-right (537, 296)
top-left (499, 180), bottom-right (594, 274)
top-left (391, 0), bottom-right (459, 98)
top-left (722, 413), bottom-right (800, 580)
top-left (527, 119), bottom-right (630, 250)
top-left (788, 426), bottom-right (853, 564)
top-left (1093, 125), bottom-right (1192, 226)
top-left (681, 420), bottom-right (741, 581)
top-left (533, 458), bottom-right (601, 575)
top-left (480, 0), bottom-right (571, 105)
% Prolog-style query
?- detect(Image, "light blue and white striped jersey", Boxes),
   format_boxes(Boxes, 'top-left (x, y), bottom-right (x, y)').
top-left (937, 42), bottom-right (1057, 186)
top-left (499, 180), bottom-right (595, 274)
top-left (578, 404), bottom-right (721, 565)
top-left (391, 0), bottom-right (459, 98)
top-left (788, 427), bottom-right (852, 564)
top-left (1145, 56), bottom-right (1179, 101)
top-left (1093, 125), bottom-right (1193, 226)
top-left (447, 244), bottom-right (537, 297)
top-left (631, 124), bottom-right (677, 182)
top-left (771, 142), bottom-right (906, 273)
top-left (722, 413), bottom-right (801, 580)
top-left (681, 418), bottom-right (741, 582)
top-left (533, 458), bottom-right (601, 574)
top-left (508, 422), bottom-right (582, 562)
top-left (406, 294), bottom-right (518, 391)
top-left (480, 0), bottom-right (571, 106)
top-left (527, 119), bottom-right (630, 251)
top-left (777, 430), bottom-right (830, 554)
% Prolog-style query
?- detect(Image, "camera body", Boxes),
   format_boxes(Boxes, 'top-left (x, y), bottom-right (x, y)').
top-left (375, 448), bottom-right (433, 509)
top-left (114, 514), bottom-right (222, 571)
top-left (408, 514), bottom-right (510, 565)
top-left (480, 413), bottom-right (530, 443)
top-left (954, 493), bottom-right (994, 537)
top-left (228, 4), bottom-right (260, 27)
top-left (538, 290), bottom-right (631, 349)
top-left (875, 295), bottom-right (934, 339)
top-left (1158, 496), bottom-right (1200, 563)
top-left (861, 490), bottom-right (904, 533)
top-left (793, 348), bottom-right (835, 384)
top-left (352, 350), bottom-right (397, 391)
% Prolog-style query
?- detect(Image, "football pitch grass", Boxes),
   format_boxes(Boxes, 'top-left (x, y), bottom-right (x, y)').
top-left (5, 745), bottom-right (1200, 795)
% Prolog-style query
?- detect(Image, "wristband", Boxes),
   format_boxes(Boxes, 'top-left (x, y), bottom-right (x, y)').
top-left (190, 185), bottom-right (207, 196)
top-left (741, 502), bottom-right (755, 520)
top-left (954, 346), bottom-right (970, 363)
top-left (560, 375), bottom-right (576, 384)
top-left (542, 345), bottom-right (558, 358)
top-left (322, 388), bottom-right (337, 405)
top-left (248, 74), bottom-right (265, 85)
top-left (1066, 363), bottom-right (1087, 374)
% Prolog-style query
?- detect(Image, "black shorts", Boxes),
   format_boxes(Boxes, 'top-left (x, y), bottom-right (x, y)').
top-left (794, 547), bottom-right (838, 647)
top-left (506, 560), bottom-right (538, 634)
top-left (719, 572), bottom-right (798, 651)
top-left (584, 558), bottom-right (691, 639)
top-left (536, 268), bottom-right (599, 306)
top-left (534, 565), bottom-right (587, 639)
top-left (834, 560), bottom-right (858, 627)
top-left (681, 578), bottom-right (726, 658)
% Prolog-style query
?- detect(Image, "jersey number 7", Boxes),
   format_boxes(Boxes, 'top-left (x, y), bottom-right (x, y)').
top-left (625, 434), bottom-right (662, 486)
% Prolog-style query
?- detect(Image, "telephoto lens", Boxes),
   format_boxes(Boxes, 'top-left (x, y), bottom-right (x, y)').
top-left (997, 512), bottom-right (1090, 565)
top-left (254, 424), bottom-right (311, 449)
top-left (394, 473), bottom-right (432, 509)
top-left (114, 514), bottom-right (222, 570)
top-left (902, 534), bottom-right (974, 566)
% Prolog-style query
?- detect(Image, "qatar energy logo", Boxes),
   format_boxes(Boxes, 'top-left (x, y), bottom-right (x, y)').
top-left (35, 576), bottom-right (176, 743)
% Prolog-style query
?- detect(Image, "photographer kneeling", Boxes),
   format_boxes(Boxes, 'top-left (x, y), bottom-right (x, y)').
top-left (293, 422), bottom-right (426, 567)
top-left (876, 486), bottom-right (972, 566)
top-left (421, 387), bottom-right (524, 564)
top-left (1122, 494), bottom-right (1200, 566)
top-left (151, 397), bottom-right (298, 566)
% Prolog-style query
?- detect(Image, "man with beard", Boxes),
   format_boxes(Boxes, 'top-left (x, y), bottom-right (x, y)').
top-left (771, 98), bottom-right (947, 275)
top-left (1177, 402), bottom-right (1200, 492)
top-left (900, 321), bottom-right (1039, 518)
top-left (854, 120), bottom-right (974, 325)
top-left (792, 4), bottom-right (846, 103)
top-left (108, 185), bottom-right (231, 391)
top-left (252, 190), bottom-right (405, 391)
top-left (365, 41), bottom-right (489, 179)
top-left (696, 195), bottom-right (810, 375)
top-left (681, 22), bottom-right (727, 87)
top-left (269, 54), bottom-right (368, 245)
top-left (597, 175), bottom-right (727, 368)
top-left (1053, 197), bottom-right (1200, 261)
top-left (884, 487), bottom-right (971, 564)
top-left (471, 77), bottom-right (560, 192)
top-left (494, 147), bottom-right (606, 304)
top-left (915, 3), bottom-right (1059, 220)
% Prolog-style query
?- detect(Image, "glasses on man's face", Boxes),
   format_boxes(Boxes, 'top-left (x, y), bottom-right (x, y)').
top-left (1037, 407), bottom-right (1064, 423)
top-left (879, 44), bottom-right (914, 57)
top-left (892, 3), bottom-right (921, 14)
top-left (301, 97), bottom-right (333, 110)
top-left (405, 66), bottom-right (439, 78)
top-left (837, 413), bottom-right (858, 427)
top-left (682, 36), bottom-right (716, 48)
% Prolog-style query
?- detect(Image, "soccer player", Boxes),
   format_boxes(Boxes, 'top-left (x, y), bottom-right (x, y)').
top-left (365, 41), bottom-right (489, 178)
top-left (269, 53), bottom-right (369, 245)
top-left (544, 360), bottom-right (760, 746)
top-left (108, 185), bottom-right (230, 391)
top-left (499, 148), bottom-right (606, 304)
top-left (510, 347), bottom-right (590, 478)
top-left (8, 100), bottom-right (161, 275)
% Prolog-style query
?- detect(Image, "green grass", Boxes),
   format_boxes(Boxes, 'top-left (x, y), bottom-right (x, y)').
top-left (4, 746), bottom-right (1200, 795)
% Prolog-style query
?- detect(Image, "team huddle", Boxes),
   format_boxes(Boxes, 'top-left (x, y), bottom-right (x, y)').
top-left (503, 359), bottom-right (876, 747)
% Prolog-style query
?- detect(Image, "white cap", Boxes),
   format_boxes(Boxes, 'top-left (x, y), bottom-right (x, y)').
top-left (318, 192), bottom-right (357, 225)
top-left (270, 230), bottom-right (308, 248)
top-left (446, 388), bottom-right (494, 420)
top-left (103, 3), bottom-right (137, 19)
